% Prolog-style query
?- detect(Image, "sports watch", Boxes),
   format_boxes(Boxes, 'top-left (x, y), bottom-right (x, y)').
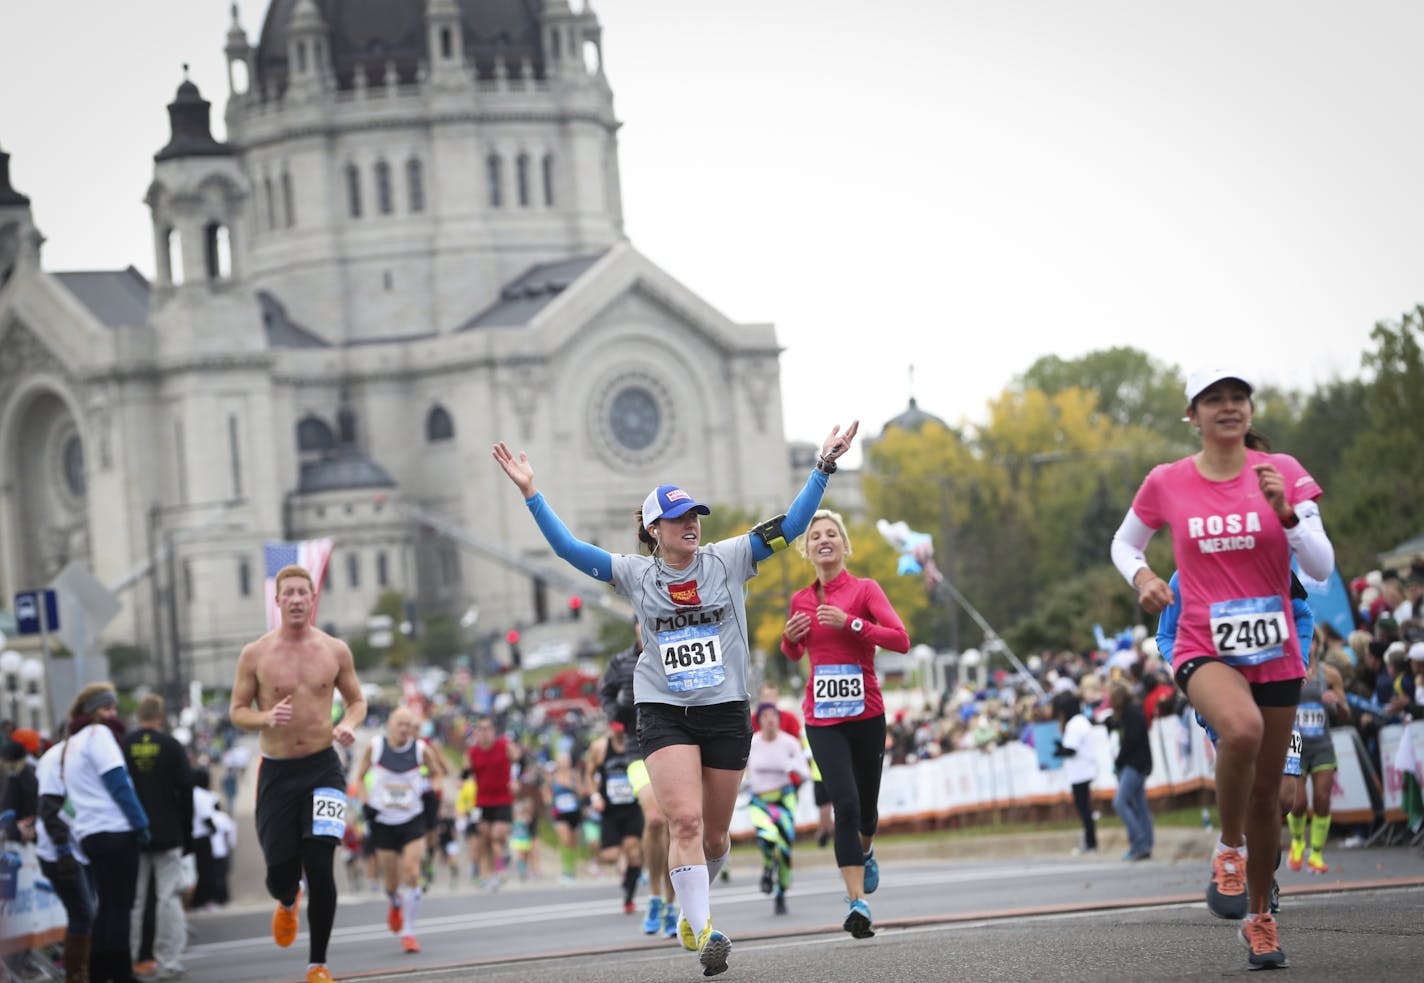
top-left (849, 618), bottom-right (864, 634)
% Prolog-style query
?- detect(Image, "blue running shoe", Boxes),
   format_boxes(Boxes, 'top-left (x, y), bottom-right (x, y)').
top-left (663, 902), bottom-right (679, 939)
top-left (862, 850), bottom-right (879, 895)
top-left (843, 898), bottom-right (874, 939)
top-left (642, 895), bottom-right (664, 935)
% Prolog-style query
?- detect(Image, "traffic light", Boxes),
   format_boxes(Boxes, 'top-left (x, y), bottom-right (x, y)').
top-left (568, 595), bottom-right (583, 620)
top-left (505, 628), bottom-right (522, 669)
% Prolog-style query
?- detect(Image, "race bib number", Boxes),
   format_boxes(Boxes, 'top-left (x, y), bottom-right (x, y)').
top-left (381, 781), bottom-right (414, 809)
top-left (605, 770), bottom-right (636, 806)
top-left (1283, 729), bottom-right (1303, 778)
top-left (812, 664), bottom-right (865, 719)
top-left (312, 787), bottom-right (346, 839)
top-left (1208, 596), bottom-right (1287, 666)
top-left (657, 623), bottom-right (725, 693)
top-left (1295, 703), bottom-right (1327, 739)
top-left (553, 791), bottom-right (580, 814)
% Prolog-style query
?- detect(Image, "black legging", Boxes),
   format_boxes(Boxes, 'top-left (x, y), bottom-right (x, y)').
top-left (266, 839), bottom-right (339, 965)
top-left (1071, 780), bottom-right (1097, 850)
top-left (81, 830), bottom-right (140, 983)
top-left (805, 715), bottom-right (887, 869)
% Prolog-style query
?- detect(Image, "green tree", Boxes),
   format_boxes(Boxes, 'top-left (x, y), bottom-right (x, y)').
top-left (418, 613), bottom-right (463, 668)
top-left (1330, 309), bottom-right (1424, 573)
top-left (1017, 346), bottom-right (1190, 444)
top-left (371, 589), bottom-right (415, 669)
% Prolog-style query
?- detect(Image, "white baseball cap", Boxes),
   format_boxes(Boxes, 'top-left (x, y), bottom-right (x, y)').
top-left (1408, 641), bottom-right (1424, 662)
top-left (1185, 367), bottom-right (1254, 404)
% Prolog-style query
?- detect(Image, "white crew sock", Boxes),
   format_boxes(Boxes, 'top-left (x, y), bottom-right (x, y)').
top-left (670, 864), bottom-right (710, 934)
top-left (403, 885), bottom-right (422, 935)
top-left (705, 848), bottom-right (731, 884)
top-left (1216, 840), bottom-right (1247, 857)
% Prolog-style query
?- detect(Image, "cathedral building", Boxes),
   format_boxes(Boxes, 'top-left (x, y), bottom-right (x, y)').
top-left (0, 0), bottom-right (790, 694)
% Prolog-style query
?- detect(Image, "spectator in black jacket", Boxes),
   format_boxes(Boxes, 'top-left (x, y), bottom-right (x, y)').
top-left (1, 738), bottom-right (38, 840)
top-left (1107, 681), bottom-right (1154, 861)
top-left (122, 695), bottom-right (193, 980)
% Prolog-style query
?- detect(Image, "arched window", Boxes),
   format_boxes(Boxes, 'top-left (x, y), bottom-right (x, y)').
top-left (296, 415), bottom-right (336, 452)
top-left (204, 222), bottom-right (231, 280)
top-left (426, 405), bottom-right (454, 442)
top-left (374, 159), bottom-right (393, 215)
top-left (376, 551), bottom-right (389, 587)
top-left (407, 157), bottom-right (425, 213)
top-left (281, 171), bottom-right (295, 227)
top-left (347, 552), bottom-right (360, 589)
top-left (486, 153), bottom-right (503, 208)
top-left (439, 27), bottom-right (453, 60)
top-left (516, 153), bottom-right (531, 207)
top-left (345, 163), bottom-right (362, 218)
top-left (264, 176), bottom-right (276, 230)
top-left (542, 154), bottom-right (555, 207)
top-left (166, 227), bottom-right (184, 285)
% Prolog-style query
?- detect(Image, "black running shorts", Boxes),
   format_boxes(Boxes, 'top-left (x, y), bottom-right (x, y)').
top-left (370, 815), bottom-right (426, 853)
top-left (636, 700), bottom-right (752, 771)
top-left (1175, 657), bottom-right (1303, 708)
top-left (254, 746), bottom-right (348, 867)
top-left (599, 803), bottom-right (645, 848)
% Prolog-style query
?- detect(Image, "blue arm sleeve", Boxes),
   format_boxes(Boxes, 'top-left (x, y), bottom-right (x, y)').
top-left (100, 766), bottom-right (150, 832)
top-left (1293, 599), bottom-right (1315, 671)
top-left (749, 469), bottom-right (830, 562)
top-left (1155, 573), bottom-right (1183, 665)
top-left (525, 493), bottom-right (614, 582)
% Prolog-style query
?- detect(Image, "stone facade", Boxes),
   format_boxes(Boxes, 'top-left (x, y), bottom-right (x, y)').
top-left (0, 0), bottom-right (790, 693)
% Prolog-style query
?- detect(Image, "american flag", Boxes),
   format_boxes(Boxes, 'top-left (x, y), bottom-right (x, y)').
top-left (264, 539), bottom-right (334, 631)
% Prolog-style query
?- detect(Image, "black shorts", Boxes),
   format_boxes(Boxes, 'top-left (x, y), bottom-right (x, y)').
top-left (1175, 657), bottom-right (1303, 708)
top-left (553, 810), bottom-right (582, 831)
top-left (421, 790), bottom-right (440, 830)
top-left (254, 747), bottom-right (348, 867)
top-left (370, 816), bottom-right (427, 852)
top-left (476, 803), bottom-right (513, 826)
top-left (600, 804), bottom-right (645, 848)
top-left (636, 700), bottom-right (752, 771)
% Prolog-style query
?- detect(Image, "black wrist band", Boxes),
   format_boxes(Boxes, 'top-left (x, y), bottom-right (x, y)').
top-left (816, 456), bottom-right (837, 475)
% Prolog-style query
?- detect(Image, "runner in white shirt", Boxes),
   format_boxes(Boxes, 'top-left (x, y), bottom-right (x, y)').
top-left (744, 703), bottom-right (811, 915)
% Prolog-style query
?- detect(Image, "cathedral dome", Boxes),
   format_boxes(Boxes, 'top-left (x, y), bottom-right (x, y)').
top-left (255, 0), bottom-right (546, 93)
top-left (882, 397), bottom-right (947, 435)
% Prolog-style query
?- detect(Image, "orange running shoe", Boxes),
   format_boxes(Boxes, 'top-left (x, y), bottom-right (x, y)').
top-left (1239, 913), bottom-right (1287, 969)
top-left (272, 890), bottom-right (301, 948)
top-left (387, 902), bottom-right (403, 934)
top-left (401, 935), bottom-right (420, 954)
top-left (133, 960), bottom-right (158, 977)
top-left (305, 965), bottom-right (335, 983)
top-left (1206, 847), bottom-right (1247, 919)
top-left (1287, 841), bottom-right (1305, 872)
top-left (1306, 852), bottom-right (1328, 874)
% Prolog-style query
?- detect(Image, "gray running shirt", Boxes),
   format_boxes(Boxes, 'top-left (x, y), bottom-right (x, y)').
top-left (613, 536), bottom-right (758, 708)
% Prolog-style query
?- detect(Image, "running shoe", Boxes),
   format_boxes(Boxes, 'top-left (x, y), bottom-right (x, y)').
top-left (774, 893), bottom-right (788, 916)
top-left (623, 900), bottom-right (636, 914)
top-left (677, 911), bottom-right (698, 952)
top-left (387, 902), bottom-right (403, 934)
top-left (759, 863), bottom-right (775, 895)
top-left (1287, 841), bottom-right (1305, 872)
top-left (1306, 853), bottom-right (1328, 874)
top-left (305, 966), bottom-right (334, 983)
top-left (843, 898), bottom-right (874, 939)
top-left (697, 923), bottom-right (731, 978)
top-left (272, 891), bottom-right (300, 948)
top-left (1240, 914), bottom-right (1287, 970)
top-left (1207, 847), bottom-right (1248, 920)
top-left (663, 903), bottom-right (679, 939)
top-left (643, 895), bottom-right (665, 935)
top-left (134, 960), bottom-right (158, 978)
top-left (863, 850), bottom-right (879, 895)
top-left (1268, 878), bottom-right (1280, 915)
top-left (401, 935), bottom-right (420, 954)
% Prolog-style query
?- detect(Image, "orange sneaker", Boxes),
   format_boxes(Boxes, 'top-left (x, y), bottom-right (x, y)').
top-left (1287, 841), bottom-right (1305, 872)
top-left (1239, 913), bottom-right (1287, 969)
top-left (401, 935), bottom-right (420, 954)
top-left (272, 890), bottom-right (300, 948)
top-left (1206, 847), bottom-right (1247, 919)
top-left (305, 966), bottom-right (335, 983)
top-left (1306, 852), bottom-right (1328, 874)
top-left (133, 960), bottom-right (158, 977)
top-left (387, 902), bottom-right (403, 934)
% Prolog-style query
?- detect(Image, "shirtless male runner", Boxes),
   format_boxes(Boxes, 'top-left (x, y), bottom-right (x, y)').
top-left (231, 564), bottom-right (367, 983)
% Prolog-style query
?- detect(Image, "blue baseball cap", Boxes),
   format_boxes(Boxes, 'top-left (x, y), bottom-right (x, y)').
top-left (642, 484), bottom-right (711, 528)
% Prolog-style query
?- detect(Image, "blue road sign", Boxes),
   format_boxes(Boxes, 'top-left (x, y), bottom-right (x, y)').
top-left (13, 590), bottom-right (59, 635)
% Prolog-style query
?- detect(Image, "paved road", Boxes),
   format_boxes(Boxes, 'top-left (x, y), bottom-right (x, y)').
top-left (186, 842), bottom-right (1424, 983)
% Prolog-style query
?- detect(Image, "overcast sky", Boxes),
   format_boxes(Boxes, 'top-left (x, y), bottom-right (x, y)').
top-left (4, 1), bottom-right (1420, 459)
